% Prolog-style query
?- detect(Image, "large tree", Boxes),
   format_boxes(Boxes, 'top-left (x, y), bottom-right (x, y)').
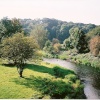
top-left (1, 17), bottom-right (22, 37)
top-left (30, 24), bottom-right (48, 49)
top-left (89, 36), bottom-right (100, 57)
top-left (69, 27), bottom-right (89, 53)
top-left (86, 26), bottom-right (100, 41)
top-left (1, 33), bottom-right (38, 77)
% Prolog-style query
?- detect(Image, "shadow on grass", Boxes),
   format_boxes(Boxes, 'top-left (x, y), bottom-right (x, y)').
top-left (25, 64), bottom-right (75, 78)
top-left (25, 64), bottom-right (54, 76)
top-left (13, 76), bottom-right (73, 99)
top-left (2, 62), bottom-right (75, 79)
top-left (2, 63), bottom-right (16, 67)
top-left (13, 75), bottom-right (85, 99)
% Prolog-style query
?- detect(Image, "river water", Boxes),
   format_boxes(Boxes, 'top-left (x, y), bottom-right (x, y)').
top-left (44, 58), bottom-right (100, 99)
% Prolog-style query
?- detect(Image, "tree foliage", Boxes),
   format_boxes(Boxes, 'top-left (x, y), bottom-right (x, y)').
top-left (89, 36), bottom-right (100, 57)
top-left (1, 33), bottom-right (39, 77)
top-left (30, 24), bottom-right (48, 49)
top-left (1, 17), bottom-right (22, 37)
top-left (44, 40), bottom-right (61, 54)
top-left (43, 40), bottom-right (53, 54)
top-left (20, 18), bottom-right (96, 42)
top-left (69, 27), bottom-right (89, 53)
top-left (86, 26), bottom-right (100, 41)
top-left (52, 38), bottom-right (60, 45)
top-left (53, 43), bottom-right (61, 54)
top-left (0, 23), bottom-right (7, 42)
top-left (63, 38), bottom-right (70, 50)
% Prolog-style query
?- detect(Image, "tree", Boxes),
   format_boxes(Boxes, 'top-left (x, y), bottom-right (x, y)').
top-left (69, 27), bottom-right (89, 53)
top-left (11, 18), bottom-right (22, 33)
top-left (52, 38), bottom-right (59, 45)
top-left (63, 38), bottom-right (70, 50)
top-left (43, 40), bottom-right (53, 54)
top-left (59, 23), bottom-right (70, 42)
top-left (44, 40), bottom-right (61, 54)
top-left (1, 17), bottom-right (22, 37)
top-left (69, 27), bottom-right (80, 48)
top-left (1, 33), bottom-right (38, 77)
top-left (75, 31), bottom-right (89, 53)
top-left (53, 43), bottom-right (61, 54)
top-left (30, 24), bottom-right (48, 49)
top-left (0, 23), bottom-right (7, 42)
top-left (89, 36), bottom-right (100, 57)
top-left (86, 26), bottom-right (100, 41)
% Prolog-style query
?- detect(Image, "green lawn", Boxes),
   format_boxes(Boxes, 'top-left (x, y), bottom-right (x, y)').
top-left (0, 62), bottom-right (85, 99)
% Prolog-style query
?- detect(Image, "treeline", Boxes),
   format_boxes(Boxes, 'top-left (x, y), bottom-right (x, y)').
top-left (20, 18), bottom-right (96, 42)
top-left (0, 17), bottom-right (100, 57)
top-left (20, 18), bottom-right (100, 56)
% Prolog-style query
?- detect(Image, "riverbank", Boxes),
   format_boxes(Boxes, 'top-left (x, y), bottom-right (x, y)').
top-left (43, 49), bottom-right (100, 68)
top-left (58, 50), bottom-right (100, 68)
top-left (44, 58), bottom-right (100, 99)
top-left (0, 60), bottom-right (85, 99)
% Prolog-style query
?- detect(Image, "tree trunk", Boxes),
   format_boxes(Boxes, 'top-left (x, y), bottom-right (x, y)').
top-left (19, 67), bottom-right (23, 77)
top-left (17, 65), bottom-right (23, 77)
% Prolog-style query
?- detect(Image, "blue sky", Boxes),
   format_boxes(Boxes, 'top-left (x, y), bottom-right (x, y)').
top-left (0, 0), bottom-right (100, 25)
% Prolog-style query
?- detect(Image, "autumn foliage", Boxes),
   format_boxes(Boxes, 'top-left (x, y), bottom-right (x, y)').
top-left (89, 36), bottom-right (100, 57)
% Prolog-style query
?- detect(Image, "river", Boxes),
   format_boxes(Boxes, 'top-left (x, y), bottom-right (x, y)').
top-left (44, 58), bottom-right (100, 99)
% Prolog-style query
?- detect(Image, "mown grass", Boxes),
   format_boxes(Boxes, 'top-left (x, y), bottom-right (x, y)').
top-left (0, 61), bottom-right (85, 99)
top-left (0, 64), bottom-right (37, 99)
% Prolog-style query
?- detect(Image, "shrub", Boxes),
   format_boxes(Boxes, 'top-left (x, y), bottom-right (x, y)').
top-left (31, 77), bottom-right (73, 99)
top-left (53, 66), bottom-right (74, 78)
top-left (65, 74), bottom-right (78, 83)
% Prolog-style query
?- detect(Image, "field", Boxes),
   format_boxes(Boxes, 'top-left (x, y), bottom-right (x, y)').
top-left (0, 61), bottom-right (85, 99)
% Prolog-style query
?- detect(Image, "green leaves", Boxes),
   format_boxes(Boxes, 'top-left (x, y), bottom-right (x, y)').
top-left (30, 24), bottom-right (48, 49)
top-left (1, 33), bottom-right (39, 64)
top-left (69, 27), bottom-right (88, 53)
top-left (1, 17), bottom-right (22, 37)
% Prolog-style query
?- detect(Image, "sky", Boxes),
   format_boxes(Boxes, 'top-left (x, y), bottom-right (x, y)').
top-left (0, 0), bottom-right (100, 25)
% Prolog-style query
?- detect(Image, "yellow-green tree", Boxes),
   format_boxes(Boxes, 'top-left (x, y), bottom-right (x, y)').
top-left (30, 24), bottom-right (48, 49)
top-left (53, 43), bottom-right (61, 54)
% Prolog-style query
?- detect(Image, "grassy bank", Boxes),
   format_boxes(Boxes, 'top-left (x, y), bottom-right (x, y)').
top-left (0, 60), bottom-right (85, 99)
top-left (58, 49), bottom-right (100, 68)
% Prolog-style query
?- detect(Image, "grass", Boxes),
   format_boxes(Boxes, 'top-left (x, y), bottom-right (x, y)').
top-left (0, 61), bottom-right (85, 99)
top-left (0, 64), bottom-right (35, 99)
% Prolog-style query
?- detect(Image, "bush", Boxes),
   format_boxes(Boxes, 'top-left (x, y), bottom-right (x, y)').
top-left (53, 66), bottom-right (75, 78)
top-left (31, 92), bottom-right (43, 99)
top-left (31, 77), bottom-right (73, 99)
top-left (65, 74), bottom-right (78, 83)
